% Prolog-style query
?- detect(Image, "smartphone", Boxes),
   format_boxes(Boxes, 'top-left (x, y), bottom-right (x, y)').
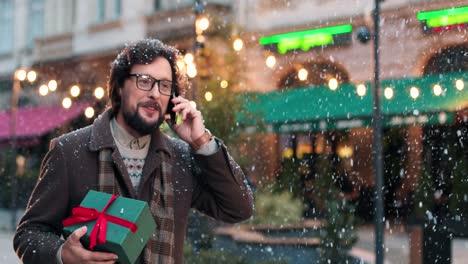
top-left (165, 92), bottom-right (178, 131)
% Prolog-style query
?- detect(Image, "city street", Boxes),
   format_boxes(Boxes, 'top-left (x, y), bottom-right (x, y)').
top-left (2, 224), bottom-right (468, 264)
top-left (354, 224), bottom-right (468, 264)
top-left (0, 231), bottom-right (20, 264)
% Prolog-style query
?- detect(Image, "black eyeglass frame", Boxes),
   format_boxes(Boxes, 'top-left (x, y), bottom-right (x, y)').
top-left (128, 73), bottom-right (174, 96)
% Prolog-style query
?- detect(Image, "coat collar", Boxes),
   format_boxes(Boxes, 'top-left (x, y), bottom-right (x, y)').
top-left (88, 109), bottom-right (172, 157)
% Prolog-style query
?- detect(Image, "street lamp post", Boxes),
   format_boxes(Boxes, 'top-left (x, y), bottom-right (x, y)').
top-left (191, 0), bottom-right (209, 105)
top-left (372, 1), bottom-right (384, 264)
top-left (356, 2), bottom-right (385, 262)
top-left (9, 74), bottom-right (20, 232)
top-left (9, 69), bottom-right (36, 231)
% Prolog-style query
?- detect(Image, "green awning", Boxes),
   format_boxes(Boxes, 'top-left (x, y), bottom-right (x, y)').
top-left (238, 72), bottom-right (468, 133)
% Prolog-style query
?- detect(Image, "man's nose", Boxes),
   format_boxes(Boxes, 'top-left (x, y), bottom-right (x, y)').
top-left (148, 83), bottom-right (161, 98)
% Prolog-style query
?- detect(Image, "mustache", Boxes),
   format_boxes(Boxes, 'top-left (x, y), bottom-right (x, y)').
top-left (138, 101), bottom-right (162, 111)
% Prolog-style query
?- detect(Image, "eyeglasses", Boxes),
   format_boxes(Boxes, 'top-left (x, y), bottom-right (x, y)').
top-left (128, 74), bottom-right (174, 96)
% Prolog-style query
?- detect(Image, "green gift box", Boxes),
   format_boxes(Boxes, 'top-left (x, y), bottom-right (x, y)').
top-left (63, 190), bottom-right (156, 264)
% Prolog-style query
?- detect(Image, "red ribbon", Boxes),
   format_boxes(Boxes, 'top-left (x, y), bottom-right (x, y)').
top-left (63, 195), bottom-right (138, 250)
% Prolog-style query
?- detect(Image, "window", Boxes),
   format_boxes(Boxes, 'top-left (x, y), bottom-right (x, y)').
top-left (97, 0), bottom-right (105, 23)
top-left (113, 0), bottom-right (121, 19)
top-left (27, 0), bottom-right (45, 48)
top-left (96, 0), bottom-right (122, 23)
top-left (154, 0), bottom-right (161, 10)
top-left (0, 0), bottom-right (13, 54)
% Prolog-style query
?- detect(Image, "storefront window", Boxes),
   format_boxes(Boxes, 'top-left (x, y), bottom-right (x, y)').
top-left (0, 0), bottom-right (14, 54)
top-left (27, 0), bottom-right (44, 48)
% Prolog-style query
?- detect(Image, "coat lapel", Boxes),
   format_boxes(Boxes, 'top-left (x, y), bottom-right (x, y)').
top-left (88, 109), bottom-right (137, 198)
top-left (111, 149), bottom-right (137, 198)
top-left (139, 130), bottom-right (172, 196)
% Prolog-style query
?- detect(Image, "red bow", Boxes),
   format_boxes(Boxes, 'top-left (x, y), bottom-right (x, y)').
top-left (63, 195), bottom-right (138, 250)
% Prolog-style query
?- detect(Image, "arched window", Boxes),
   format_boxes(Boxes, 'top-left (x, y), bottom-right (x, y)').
top-left (423, 45), bottom-right (468, 75)
top-left (422, 44), bottom-right (468, 219)
top-left (279, 62), bottom-right (349, 89)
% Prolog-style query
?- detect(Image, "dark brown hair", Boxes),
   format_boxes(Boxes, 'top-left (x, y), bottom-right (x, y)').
top-left (107, 38), bottom-right (189, 118)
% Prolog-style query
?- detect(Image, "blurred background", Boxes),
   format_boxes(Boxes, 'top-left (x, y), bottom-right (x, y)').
top-left (0, 0), bottom-right (467, 263)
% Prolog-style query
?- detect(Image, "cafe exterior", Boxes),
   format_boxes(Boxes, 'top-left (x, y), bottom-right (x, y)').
top-left (237, 1), bottom-right (468, 219)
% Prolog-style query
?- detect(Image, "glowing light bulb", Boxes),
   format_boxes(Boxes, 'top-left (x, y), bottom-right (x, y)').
top-left (433, 84), bottom-right (442, 96)
top-left (186, 63), bottom-right (197, 78)
top-left (27, 71), bottom-right (37, 82)
top-left (176, 60), bottom-right (186, 72)
top-left (48, 80), bottom-right (58, 91)
top-left (205, 91), bottom-right (213, 102)
top-left (220, 80), bottom-right (228, 89)
top-left (410, 86), bottom-right (420, 99)
top-left (16, 69), bottom-right (27, 81)
top-left (233, 38), bottom-right (244, 51)
top-left (85, 107), bottom-right (95, 118)
top-left (62, 97), bottom-right (72, 109)
top-left (456, 79), bottom-right (464, 91)
top-left (298, 68), bottom-right (308, 81)
top-left (39, 85), bottom-right (49, 96)
top-left (70, 85), bottom-right (80, 97)
top-left (356, 84), bottom-right (367, 97)
top-left (196, 16), bottom-right (210, 32)
top-left (384, 87), bottom-right (394, 99)
top-left (184, 53), bottom-right (194, 64)
top-left (328, 78), bottom-right (338, 90)
top-left (94, 87), bottom-right (105, 99)
top-left (266, 55), bottom-right (276, 68)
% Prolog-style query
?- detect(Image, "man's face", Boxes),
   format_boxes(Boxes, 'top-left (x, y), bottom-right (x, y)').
top-left (116, 56), bottom-right (172, 137)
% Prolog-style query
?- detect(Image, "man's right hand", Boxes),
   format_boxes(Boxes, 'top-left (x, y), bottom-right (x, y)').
top-left (61, 226), bottom-right (119, 264)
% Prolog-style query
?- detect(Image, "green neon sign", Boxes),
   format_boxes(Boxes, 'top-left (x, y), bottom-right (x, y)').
top-left (426, 13), bottom-right (468, 27)
top-left (259, 24), bottom-right (352, 54)
top-left (417, 6), bottom-right (468, 28)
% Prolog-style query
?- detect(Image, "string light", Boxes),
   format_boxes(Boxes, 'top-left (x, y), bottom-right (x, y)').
top-left (195, 15), bottom-right (210, 34)
top-left (27, 71), bottom-right (37, 82)
top-left (48, 80), bottom-right (58, 91)
top-left (184, 53), bottom-right (194, 64)
top-left (456, 79), bottom-right (464, 91)
top-left (384, 87), bottom-right (394, 99)
top-left (298, 68), bottom-right (308, 81)
top-left (70, 85), bottom-right (81, 97)
top-left (433, 84), bottom-right (442, 96)
top-left (204, 91), bottom-right (213, 102)
top-left (62, 97), bottom-right (72, 109)
top-left (233, 38), bottom-right (244, 51)
top-left (410, 86), bottom-right (420, 99)
top-left (356, 84), bottom-right (367, 97)
top-left (220, 80), bottom-right (228, 89)
top-left (85, 107), bottom-right (95, 118)
top-left (94, 87), bottom-right (105, 99)
top-left (15, 69), bottom-right (27, 81)
top-left (266, 55), bottom-right (276, 68)
top-left (39, 85), bottom-right (49, 96)
top-left (328, 78), bottom-right (338, 90)
top-left (186, 63), bottom-right (197, 78)
top-left (176, 60), bottom-right (186, 72)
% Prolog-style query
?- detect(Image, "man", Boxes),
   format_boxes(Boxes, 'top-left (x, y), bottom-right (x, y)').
top-left (13, 39), bottom-right (253, 264)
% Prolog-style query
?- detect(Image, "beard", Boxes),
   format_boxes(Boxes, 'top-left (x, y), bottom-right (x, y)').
top-left (122, 103), bottom-right (164, 136)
